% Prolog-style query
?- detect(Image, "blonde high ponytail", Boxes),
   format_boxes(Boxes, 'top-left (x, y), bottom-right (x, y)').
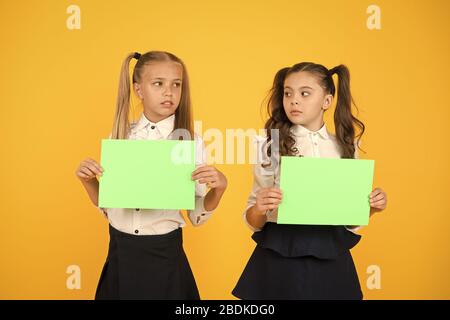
top-left (111, 52), bottom-right (136, 139)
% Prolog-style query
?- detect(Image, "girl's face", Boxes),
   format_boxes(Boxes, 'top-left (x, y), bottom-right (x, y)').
top-left (283, 71), bottom-right (333, 131)
top-left (133, 61), bottom-right (183, 122)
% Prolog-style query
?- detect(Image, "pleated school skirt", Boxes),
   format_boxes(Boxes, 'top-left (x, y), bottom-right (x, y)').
top-left (232, 222), bottom-right (363, 300)
top-left (95, 224), bottom-right (200, 300)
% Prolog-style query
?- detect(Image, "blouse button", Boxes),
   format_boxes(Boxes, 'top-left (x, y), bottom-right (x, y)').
top-left (135, 208), bottom-right (140, 212)
top-left (134, 229), bottom-right (139, 234)
top-left (150, 125), bottom-right (156, 129)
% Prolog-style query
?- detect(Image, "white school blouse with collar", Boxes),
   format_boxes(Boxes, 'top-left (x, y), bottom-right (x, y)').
top-left (99, 113), bottom-right (213, 236)
top-left (244, 123), bottom-right (361, 233)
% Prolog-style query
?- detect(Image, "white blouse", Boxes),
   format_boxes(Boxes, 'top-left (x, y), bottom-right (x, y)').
top-left (99, 113), bottom-right (213, 235)
top-left (244, 123), bottom-right (360, 233)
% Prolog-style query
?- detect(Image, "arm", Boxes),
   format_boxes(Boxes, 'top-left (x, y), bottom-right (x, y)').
top-left (244, 146), bottom-right (282, 232)
top-left (204, 186), bottom-right (226, 212)
top-left (244, 187), bottom-right (282, 231)
top-left (245, 205), bottom-right (268, 231)
top-left (187, 167), bottom-right (227, 226)
top-left (188, 135), bottom-right (228, 225)
top-left (80, 178), bottom-right (100, 206)
top-left (346, 188), bottom-right (388, 230)
top-left (75, 158), bottom-right (103, 207)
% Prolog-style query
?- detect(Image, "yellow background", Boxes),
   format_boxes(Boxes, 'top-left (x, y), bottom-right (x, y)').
top-left (1, 0), bottom-right (449, 299)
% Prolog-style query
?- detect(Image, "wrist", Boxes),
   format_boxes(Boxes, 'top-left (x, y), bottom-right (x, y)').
top-left (80, 177), bottom-right (98, 186)
top-left (251, 206), bottom-right (267, 217)
top-left (370, 207), bottom-right (381, 217)
top-left (211, 185), bottom-right (226, 196)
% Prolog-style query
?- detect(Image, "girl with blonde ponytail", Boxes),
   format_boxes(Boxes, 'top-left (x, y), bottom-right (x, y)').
top-left (75, 51), bottom-right (227, 299)
top-left (233, 62), bottom-right (388, 300)
top-left (111, 51), bottom-right (194, 140)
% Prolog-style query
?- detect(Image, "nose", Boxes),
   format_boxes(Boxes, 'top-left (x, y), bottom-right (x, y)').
top-left (163, 85), bottom-right (173, 97)
top-left (291, 100), bottom-right (298, 106)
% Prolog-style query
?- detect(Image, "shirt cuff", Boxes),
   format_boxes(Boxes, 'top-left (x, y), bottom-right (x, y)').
top-left (188, 197), bottom-right (214, 226)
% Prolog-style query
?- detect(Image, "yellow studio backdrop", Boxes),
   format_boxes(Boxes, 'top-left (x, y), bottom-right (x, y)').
top-left (0, 0), bottom-right (449, 299)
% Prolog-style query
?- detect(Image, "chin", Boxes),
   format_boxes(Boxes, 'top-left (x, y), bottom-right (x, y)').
top-left (287, 116), bottom-right (305, 126)
top-left (158, 107), bottom-right (177, 116)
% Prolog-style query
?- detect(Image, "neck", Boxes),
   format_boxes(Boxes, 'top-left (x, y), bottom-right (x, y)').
top-left (301, 118), bottom-right (325, 132)
top-left (143, 109), bottom-right (173, 124)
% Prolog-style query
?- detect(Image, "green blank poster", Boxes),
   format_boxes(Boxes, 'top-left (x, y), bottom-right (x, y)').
top-left (98, 139), bottom-right (195, 210)
top-left (277, 156), bottom-right (374, 226)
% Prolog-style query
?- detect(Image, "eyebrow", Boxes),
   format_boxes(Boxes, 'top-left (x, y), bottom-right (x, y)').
top-left (151, 77), bottom-right (182, 81)
top-left (284, 86), bottom-right (313, 90)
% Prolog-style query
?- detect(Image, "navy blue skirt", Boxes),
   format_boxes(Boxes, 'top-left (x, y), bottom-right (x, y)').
top-left (232, 222), bottom-right (363, 300)
top-left (95, 224), bottom-right (200, 300)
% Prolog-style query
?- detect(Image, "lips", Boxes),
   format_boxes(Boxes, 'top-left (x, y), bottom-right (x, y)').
top-left (161, 101), bottom-right (174, 106)
top-left (290, 110), bottom-right (303, 115)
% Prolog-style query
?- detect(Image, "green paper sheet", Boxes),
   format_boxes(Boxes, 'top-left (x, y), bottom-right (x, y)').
top-left (98, 139), bottom-right (195, 210)
top-left (277, 156), bottom-right (374, 226)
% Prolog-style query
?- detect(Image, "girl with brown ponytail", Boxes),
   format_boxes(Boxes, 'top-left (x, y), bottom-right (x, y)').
top-left (75, 51), bottom-right (227, 299)
top-left (233, 62), bottom-right (387, 300)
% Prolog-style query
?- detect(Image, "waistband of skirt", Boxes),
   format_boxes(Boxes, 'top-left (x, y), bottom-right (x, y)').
top-left (108, 224), bottom-right (182, 243)
top-left (252, 222), bottom-right (361, 259)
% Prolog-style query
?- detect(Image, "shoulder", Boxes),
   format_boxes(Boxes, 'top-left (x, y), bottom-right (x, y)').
top-left (327, 132), bottom-right (361, 159)
top-left (115, 121), bottom-right (137, 139)
top-left (129, 121), bottom-right (139, 135)
top-left (130, 121), bottom-right (138, 131)
top-left (327, 130), bottom-right (338, 142)
top-left (253, 134), bottom-right (270, 163)
top-left (252, 134), bottom-right (277, 181)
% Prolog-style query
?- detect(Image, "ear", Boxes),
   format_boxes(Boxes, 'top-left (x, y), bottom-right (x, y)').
top-left (323, 94), bottom-right (333, 110)
top-left (133, 82), bottom-right (143, 100)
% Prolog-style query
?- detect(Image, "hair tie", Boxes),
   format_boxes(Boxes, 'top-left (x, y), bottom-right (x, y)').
top-left (328, 66), bottom-right (338, 77)
top-left (133, 52), bottom-right (141, 60)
